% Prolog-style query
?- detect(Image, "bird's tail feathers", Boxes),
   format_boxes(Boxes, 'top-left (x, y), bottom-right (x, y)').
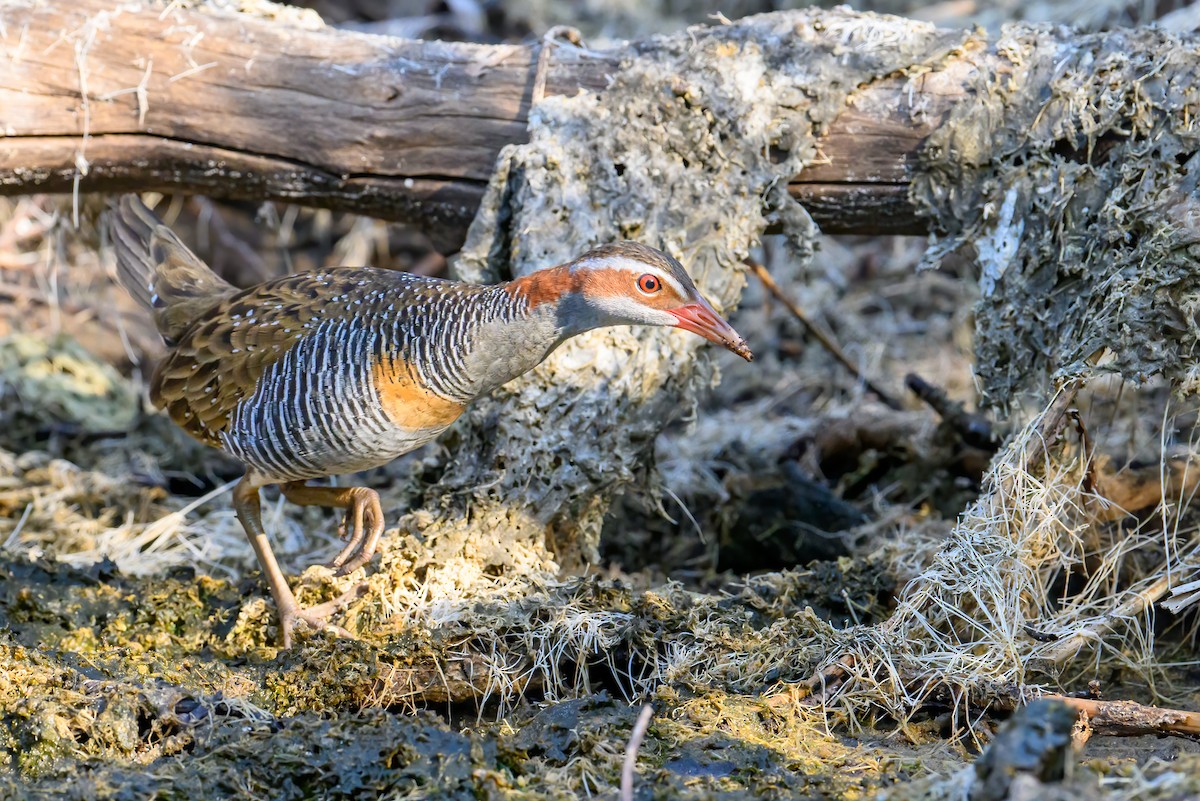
top-left (110, 195), bottom-right (236, 343)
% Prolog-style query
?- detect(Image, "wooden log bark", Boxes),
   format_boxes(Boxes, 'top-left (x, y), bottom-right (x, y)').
top-left (0, 0), bottom-right (957, 249)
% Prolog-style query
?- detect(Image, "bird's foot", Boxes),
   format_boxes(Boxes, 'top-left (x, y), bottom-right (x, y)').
top-left (325, 487), bottom-right (385, 576)
top-left (277, 582), bottom-right (368, 648)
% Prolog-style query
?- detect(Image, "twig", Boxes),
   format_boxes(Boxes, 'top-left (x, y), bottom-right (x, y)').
top-left (0, 282), bottom-right (86, 313)
top-left (1043, 694), bottom-right (1200, 742)
top-left (621, 704), bottom-right (654, 801)
top-left (746, 258), bottom-right (902, 410)
top-left (815, 669), bottom-right (1200, 742)
top-left (411, 250), bottom-right (447, 277)
top-left (190, 196), bottom-right (272, 285)
top-left (1088, 452), bottom-right (1200, 523)
top-left (797, 654), bottom-right (857, 702)
top-left (1037, 571), bottom-right (1178, 665)
top-left (1165, 574), bottom-right (1200, 613)
top-left (905, 372), bottom-right (999, 451)
top-left (1019, 381), bottom-right (1081, 473)
top-left (0, 198), bottom-right (53, 253)
top-left (531, 26), bottom-right (582, 108)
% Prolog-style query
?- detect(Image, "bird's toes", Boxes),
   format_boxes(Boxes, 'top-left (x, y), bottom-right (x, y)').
top-left (333, 546), bottom-right (378, 576)
top-left (278, 590), bottom-right (364, 647)
top-left (325, 493), bottom-right (384, 575)
top-left (324, 545), bottom-right (352, 571)
top-left (327, 581), bottom-right (370, 610)
top-left (333, 558), bottom-right (364, 577)
top-left (326, 519), bottom-right (367, 570)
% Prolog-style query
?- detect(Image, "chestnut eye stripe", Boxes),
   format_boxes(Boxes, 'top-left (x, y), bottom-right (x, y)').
top-left (574, 255), bottom-right (689, 298)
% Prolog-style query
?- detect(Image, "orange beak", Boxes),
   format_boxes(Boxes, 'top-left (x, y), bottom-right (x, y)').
top-left (669, 298), bottom-right (753, 361)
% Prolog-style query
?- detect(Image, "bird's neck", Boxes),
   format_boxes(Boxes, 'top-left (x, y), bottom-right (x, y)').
top-left (452, 270), bottom-right (581, 397)
top-left (504, 266), bottom-right (616, 338)
top-left (424, 266), bottom-right (617, 401)
top-left (503, 266), bottom-right (576, 318)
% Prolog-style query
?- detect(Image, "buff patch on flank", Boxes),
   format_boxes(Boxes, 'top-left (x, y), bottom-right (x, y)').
top-left (371, 358), bottom-right (464, 431)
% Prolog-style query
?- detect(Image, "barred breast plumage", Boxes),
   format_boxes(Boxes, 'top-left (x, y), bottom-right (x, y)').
top-left (150, 269), bottom-right (527, 484)
top-left (110, 194), bottom-right (750, 647)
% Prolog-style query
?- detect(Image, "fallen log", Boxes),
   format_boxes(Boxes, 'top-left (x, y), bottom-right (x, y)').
top-left (0, 0), bottom-right (960, 248)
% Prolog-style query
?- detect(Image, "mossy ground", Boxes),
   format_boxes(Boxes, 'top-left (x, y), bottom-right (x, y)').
top-left (3, 555), bottom-right (1197, 800)
top-left (0, 555), bottom-right (941, 800)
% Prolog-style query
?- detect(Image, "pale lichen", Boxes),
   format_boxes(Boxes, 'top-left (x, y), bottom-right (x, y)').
top-left (913, 25), bottom-right (1200, 406)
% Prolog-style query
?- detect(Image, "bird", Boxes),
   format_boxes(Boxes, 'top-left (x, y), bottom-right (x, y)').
top-left (109, 195), bottom-right (752, 647)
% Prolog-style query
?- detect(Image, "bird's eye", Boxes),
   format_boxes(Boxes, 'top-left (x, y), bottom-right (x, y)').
top-left (637, 274), bottom-right (662, 293)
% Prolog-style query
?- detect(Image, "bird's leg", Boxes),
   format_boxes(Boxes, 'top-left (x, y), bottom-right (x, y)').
top-left (233, 476), bottom-right (357, 647)
top-left (280, 481), bottom-right (386, 575)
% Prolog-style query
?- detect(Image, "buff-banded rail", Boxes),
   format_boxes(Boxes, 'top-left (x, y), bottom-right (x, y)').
top-left (110, 195), bottom-right (752, 647)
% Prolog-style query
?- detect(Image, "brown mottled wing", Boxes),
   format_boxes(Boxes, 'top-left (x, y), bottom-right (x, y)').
top-left (150, 271), bottom-right (363, 448)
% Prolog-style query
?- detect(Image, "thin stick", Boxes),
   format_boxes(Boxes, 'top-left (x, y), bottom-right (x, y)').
top-left (905, 372), bottom-right (998, 450)
top-left (1038, 573), bottom-right (1177, 665)
top-left (621, 704), bottom-right (654, 801)
top-left (1044, 694), bottom-right (1200, 741)
top-left (745, 259), bottom-right (903, 410)
top-left (1019, 381), bottom-right (1080, 473)
top-left (531, 26), bottom-right (582, 108)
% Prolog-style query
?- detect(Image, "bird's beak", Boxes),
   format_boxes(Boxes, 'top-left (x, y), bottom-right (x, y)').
top-left (669, 297), bottom-right (753, 361)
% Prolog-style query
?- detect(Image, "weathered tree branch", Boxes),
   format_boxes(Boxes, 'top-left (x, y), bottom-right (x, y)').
top-left (1048, 694), bottom-right (1200, 741)
top-left (0, 0), bottom-right (959, 248)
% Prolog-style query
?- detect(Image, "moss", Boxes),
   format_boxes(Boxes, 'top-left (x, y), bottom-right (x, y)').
top-left (0, 334), bottom-right (138, 439)
top-left (912, 25), bottom-right (1200, 406)
top-left (0, 553), bottom-right (950, 798)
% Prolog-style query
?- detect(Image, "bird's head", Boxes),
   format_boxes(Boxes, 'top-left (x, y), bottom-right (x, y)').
top-left (513, 242), bottom-right (753, 361)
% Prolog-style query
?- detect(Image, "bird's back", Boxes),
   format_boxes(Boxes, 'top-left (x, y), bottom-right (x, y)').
top-left (153, 268), bottom-right (509, 482)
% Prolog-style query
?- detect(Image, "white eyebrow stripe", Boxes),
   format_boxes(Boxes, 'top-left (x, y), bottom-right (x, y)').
top-left (575, 255), bottom-right (689, 297)
top-left (644, 274), bottom-right (687, 298)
